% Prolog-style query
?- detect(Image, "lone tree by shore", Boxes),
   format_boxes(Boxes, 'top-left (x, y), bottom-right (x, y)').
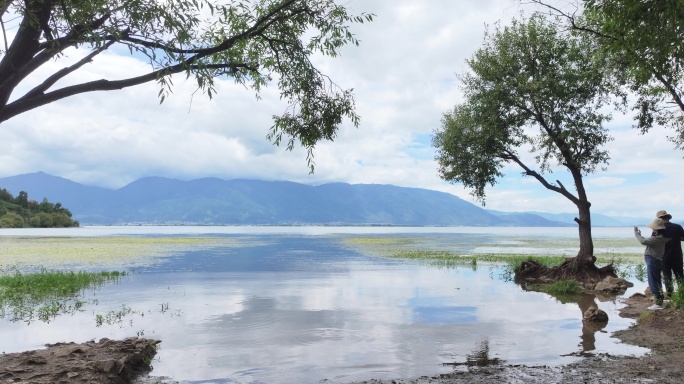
top-left (432, 14), bottom-right (618, 284)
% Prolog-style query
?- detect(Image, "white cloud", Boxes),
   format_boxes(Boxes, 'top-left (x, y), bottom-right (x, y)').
top-left (1, 0), bottom-right (683, 219)
top-left (586, 177), bottom-right (626, 188)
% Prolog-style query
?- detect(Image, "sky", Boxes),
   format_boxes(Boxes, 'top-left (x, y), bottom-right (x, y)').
top-left (1, 0), bottom-right (683, 220)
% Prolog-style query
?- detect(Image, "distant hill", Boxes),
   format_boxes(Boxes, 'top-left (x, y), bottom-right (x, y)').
top-left (0, 172), bottom-right (575, 226)
top-left (487, 210), bottom-right (649, 227)
top-left (527, 211), bottom-right (648, 227)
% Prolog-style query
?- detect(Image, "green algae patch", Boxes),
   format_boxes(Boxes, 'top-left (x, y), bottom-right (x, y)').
top-left (344, 237), bottom-right (415, 246)
top-left (0, 236), bottom-right (236, 268)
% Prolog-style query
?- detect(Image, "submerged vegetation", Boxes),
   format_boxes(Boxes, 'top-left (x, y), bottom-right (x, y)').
top-left (0, 267), bottom-right (125, 323)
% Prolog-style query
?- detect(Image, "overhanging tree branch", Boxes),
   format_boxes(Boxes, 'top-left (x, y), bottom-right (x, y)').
top-left (17, 40), bottom-right (116, 102)
top-left (0, 62), bottom-right (259, 122)
top-left (0, 0), bottom-right (373, 171)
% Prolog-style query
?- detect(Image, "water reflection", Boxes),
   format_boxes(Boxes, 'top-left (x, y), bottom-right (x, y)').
top-left (445, 339), bottom-right (504, 368)
top-left (0, 232), bottom-right (650, 383)
top-left (533, 290), bottom-right (610, 354)
top-left (561, 292), bottom-right (608, 353)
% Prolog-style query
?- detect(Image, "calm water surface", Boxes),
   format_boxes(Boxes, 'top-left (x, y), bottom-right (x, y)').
top-left (0, 226), bottom-right (648, 383)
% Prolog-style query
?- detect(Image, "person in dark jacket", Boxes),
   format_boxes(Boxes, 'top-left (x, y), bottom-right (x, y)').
top-left (635, 218), bottom-right (670, 310)
top-left (657, 210), bottom-right (684, 297)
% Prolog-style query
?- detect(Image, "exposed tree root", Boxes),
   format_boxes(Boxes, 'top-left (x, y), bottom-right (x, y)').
top-left (514, 256), bottom-right (617, 286)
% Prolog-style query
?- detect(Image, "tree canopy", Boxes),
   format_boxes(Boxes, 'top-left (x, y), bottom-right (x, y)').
top-left (0, 188), bottom-right (79, 227)
top-left (584, 0), bottom-right (684, 148)
top-left (531, 0), bottom-right (684, 150)
top-left (432, 14), bottom-right (615, 262)
top-left (0, 0), bottom-right (373, 168)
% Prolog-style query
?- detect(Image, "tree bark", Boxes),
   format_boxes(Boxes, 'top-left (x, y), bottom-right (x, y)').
top-left (576, 201), bottom-right (594, 263)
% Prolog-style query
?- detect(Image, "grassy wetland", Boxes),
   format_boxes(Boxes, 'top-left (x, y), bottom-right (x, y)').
top-left (0, 267), bottom-right (125, 322)
top-left (0, 235), bottom-right (244, 324)
top-left (341, 232), bottom-right (645, 280)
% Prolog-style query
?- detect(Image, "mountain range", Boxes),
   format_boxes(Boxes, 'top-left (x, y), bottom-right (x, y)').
top-left (0, 172), bottom-right (642, 226)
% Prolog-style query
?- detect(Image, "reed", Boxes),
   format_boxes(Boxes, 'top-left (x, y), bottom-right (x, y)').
top-left (0, 267), bottom-right (125, 323)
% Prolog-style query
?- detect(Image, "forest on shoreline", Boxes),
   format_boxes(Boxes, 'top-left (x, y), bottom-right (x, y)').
top-left (0, 188), bottom-right (79, 228)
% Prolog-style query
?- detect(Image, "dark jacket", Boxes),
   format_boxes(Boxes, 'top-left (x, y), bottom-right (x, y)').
top-left (662, 221), bottom-right (684, 261)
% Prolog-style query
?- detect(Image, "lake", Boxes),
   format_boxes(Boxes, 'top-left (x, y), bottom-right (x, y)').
top-left (0, 226), bottom-right (648, 383)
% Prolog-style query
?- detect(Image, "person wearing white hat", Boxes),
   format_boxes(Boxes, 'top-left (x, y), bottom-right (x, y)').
top-left (634, 218), bottom-right (670, 310)
top-left (656, 210), bottom-right (684, 297)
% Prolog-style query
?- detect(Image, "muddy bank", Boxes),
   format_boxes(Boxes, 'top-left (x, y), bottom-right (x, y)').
top-left (0, 337), bottom-right (159, 384)
top-left (349, 293), bottom-right (684, 384)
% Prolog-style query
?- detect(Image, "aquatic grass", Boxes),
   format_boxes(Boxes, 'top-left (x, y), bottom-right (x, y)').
top-left (384, 249), bottom-right (566, 267)
top-left (344, 237), bottom-right (415, 246)
top-left (95, 304), bottom-right (141, 327)
top-left (343, 235), bottom-right (642, 268)
top-left (389, 249), bottom-right (461, 259)
top-left (494, 254), bottom-right (564, 268)
top-left (539, 280), bottom-right (583, 295)
top-left (0, 267), bottom-right (126, 323)
top-left (0, 268), bottom-right (125, 300)
top-left (631, 264), bottom-right (646, 282)
top-left (418, 257), bottom-right (479, 270)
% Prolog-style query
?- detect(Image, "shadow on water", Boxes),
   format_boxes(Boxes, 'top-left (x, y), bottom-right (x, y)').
top-left (444, 339), bottom-right (504, 368)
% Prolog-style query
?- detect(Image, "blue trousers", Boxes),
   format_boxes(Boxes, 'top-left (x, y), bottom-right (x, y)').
top-left (645, 255), bottom-right (664, 304)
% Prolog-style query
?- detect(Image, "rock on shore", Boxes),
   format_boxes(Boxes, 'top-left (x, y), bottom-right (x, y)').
top-left (0, 337), bottom-right (160, 384)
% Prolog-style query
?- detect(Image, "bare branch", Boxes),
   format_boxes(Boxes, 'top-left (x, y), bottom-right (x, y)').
top-left (653, 71), bottom-right (684, 113)
top-left (502, 148), bottom-right (579, 203)
top-left (17, 40), bottom-right (116, 102)
top-left (36, 12), bottom-right (111, 51)
top-left (0, 62), bottom-right (258, 123)
top-left (0, 11), bottom-right (112, 105)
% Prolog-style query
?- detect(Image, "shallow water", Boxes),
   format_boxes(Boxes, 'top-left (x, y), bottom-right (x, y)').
top-left (0, 227), bottom-right (648, 383)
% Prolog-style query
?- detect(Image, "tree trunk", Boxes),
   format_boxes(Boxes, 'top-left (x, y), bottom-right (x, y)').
top-left (575, 200), bottom-right (594, 263)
